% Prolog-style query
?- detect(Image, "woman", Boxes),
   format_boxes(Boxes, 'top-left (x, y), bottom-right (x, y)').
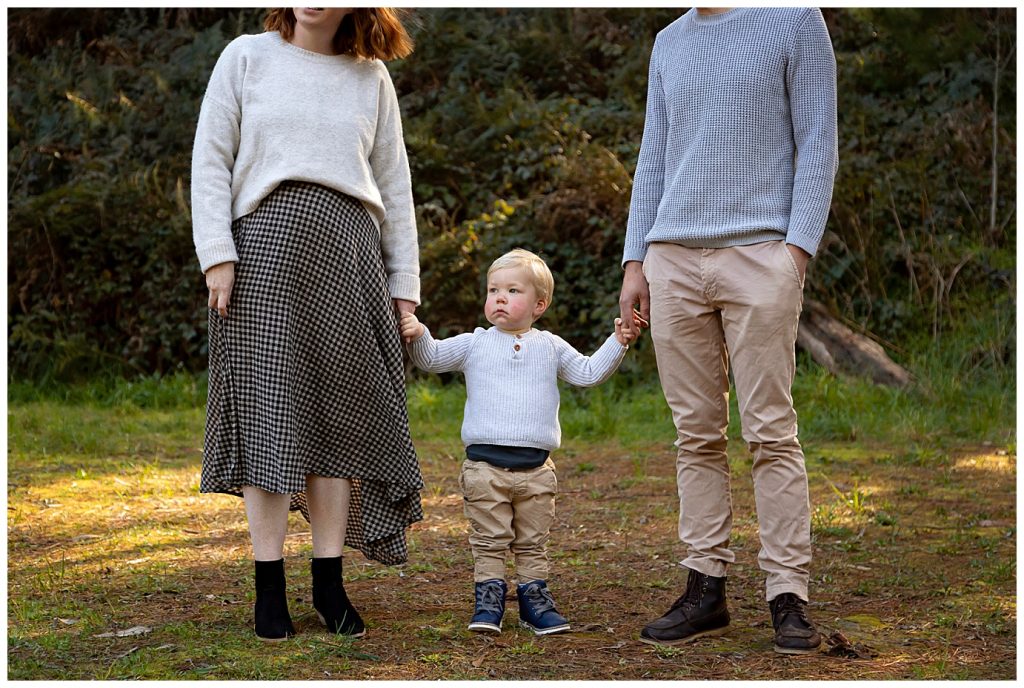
top-left (191, 7), bottom-right (423, 641)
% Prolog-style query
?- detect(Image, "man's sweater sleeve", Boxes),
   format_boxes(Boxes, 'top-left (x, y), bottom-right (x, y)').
top-left (784, 9), bottom-right (838, 257)
top-left (554, 334), bottom-right (627, 388)
top-left (370, 64), bottom-right (420, 304)
top-left (407, 327), bottom-right (474, 373)
top-left (623, 38), bottom-right (667, 266)
top-left (191, 39), bottom-right (246, 273)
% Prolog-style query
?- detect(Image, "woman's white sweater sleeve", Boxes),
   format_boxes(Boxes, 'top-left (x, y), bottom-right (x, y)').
top-left (370, 65), bottom-right (420, 304)
top-left (191, 41), bottom-right (244, 273)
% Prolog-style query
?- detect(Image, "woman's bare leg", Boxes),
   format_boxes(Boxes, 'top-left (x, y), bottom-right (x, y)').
top-left (242, 486), bottom-right (291, 560)
top-left (305, 476), bottom-right (352, 558)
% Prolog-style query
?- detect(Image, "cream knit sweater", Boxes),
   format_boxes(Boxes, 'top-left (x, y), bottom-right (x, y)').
top-left (408, 326), bottom-right (627, 451)
top-left (190, 31), bottom-right (420, 303)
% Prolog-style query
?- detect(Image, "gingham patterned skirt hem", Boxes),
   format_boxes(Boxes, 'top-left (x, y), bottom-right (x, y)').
top-left (201, 181), bottom-right (424, 565)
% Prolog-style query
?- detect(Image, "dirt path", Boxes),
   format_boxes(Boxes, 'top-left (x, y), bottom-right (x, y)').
top-left (8, 438), bottom-right (1016, 679)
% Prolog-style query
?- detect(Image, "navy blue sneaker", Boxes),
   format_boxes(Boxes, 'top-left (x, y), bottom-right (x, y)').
top-left (468, 579), bottom-right (507, 633)
top-left (517, 580), bottom-right (570, 635)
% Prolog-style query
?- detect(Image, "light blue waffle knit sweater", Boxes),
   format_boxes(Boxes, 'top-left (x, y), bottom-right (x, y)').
top-left (408, 326), bottom-right (626, 451)
top-left (623, 7), bottom-right (838, 264)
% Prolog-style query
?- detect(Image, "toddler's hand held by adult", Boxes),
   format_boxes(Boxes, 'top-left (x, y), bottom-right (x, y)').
top-left (399, 311), bottom-right (424, 344)
top-left (615, 317), bottom-right (637, 346)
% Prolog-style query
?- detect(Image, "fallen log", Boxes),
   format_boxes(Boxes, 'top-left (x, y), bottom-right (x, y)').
top-left (797, 299), bottom-right (912, 389)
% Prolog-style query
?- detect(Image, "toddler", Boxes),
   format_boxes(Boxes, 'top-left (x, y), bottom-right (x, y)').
top-left (400, 248), bottom-right (637, 635)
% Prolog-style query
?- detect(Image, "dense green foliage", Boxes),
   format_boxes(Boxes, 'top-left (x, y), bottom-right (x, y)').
top-left (7, 8), bottom-right (1015, 382)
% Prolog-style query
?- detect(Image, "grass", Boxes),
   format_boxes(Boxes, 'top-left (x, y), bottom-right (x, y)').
top-left (7, 353), bottom-right (1016, 679)
top-left (405, 349), bottom-right (1015, 451)
top-left (9, 337), bottom-right (1013, 452)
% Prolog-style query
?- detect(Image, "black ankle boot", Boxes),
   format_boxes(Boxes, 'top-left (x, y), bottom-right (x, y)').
top-left (311, 556), bottom-right (365, 637)
top-left (639, 568), bottom-right (730, 646)
top-left (254, 558), bottom-right (295, 641)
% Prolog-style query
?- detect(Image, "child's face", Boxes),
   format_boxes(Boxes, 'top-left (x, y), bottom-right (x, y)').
top-left (484, 266), bottom-right (547, 334)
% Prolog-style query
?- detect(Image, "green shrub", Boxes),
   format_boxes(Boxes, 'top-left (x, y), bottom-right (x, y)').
top-left (8, 10), bottom-right (263, 378)
top-left (7, 8), bottom-right (1015, 384)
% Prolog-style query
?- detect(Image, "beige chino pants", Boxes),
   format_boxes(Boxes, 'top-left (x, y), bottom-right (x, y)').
top-left (644, 240), bottom-right (811, 602)
top-left (459, 458), bottom-right (557, 583)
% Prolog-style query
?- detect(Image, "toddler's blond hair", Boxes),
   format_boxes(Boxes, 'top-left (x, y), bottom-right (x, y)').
top-left (487, 248), bottom-right (554, 305)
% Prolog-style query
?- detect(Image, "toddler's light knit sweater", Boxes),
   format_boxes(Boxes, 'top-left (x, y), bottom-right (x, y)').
top-left (624, 7), bottom-right (838, 264)
top-left (408, 326), bottom-right (627, 451)
top-left (191, 31), bottom-right (420, 303)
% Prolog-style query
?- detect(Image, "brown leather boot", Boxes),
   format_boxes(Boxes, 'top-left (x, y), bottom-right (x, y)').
top-left (639, 568), bottom-right (730, 646)
top-left (769, 593), bottom-right (821, 654)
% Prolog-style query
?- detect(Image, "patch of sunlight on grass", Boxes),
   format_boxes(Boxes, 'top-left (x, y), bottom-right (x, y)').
top-left (8, 457), bottom-right (245, 559)
top-left (414, 512), bottom-right (468, 535)
top-left (419, 491), bottom-right (463, 508)
top-left (10, 461), bottom-right (203, 498)
top-left (952, 452), bottom-right (1015, 473)
top-left (843, 613), bottom-right (889, 629)
top-left (810, 496), bottom-right (876, 535)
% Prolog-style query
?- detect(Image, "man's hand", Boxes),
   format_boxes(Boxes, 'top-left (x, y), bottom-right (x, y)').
top-left (398, 311), bottom-right (424, 344)
top-left (619, 261), bottom-right (650, 339)
top-left (786, 244), bottom-right (811, 284)
top-left (206, 262), bottom-right (235, 318)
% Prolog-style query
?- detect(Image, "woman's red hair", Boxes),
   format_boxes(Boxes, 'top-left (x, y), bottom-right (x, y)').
top-left (264, 8), bottom-right (414, 60)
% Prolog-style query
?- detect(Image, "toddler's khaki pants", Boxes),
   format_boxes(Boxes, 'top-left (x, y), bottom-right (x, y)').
top-left (459, 458), bottom-right (557, 584)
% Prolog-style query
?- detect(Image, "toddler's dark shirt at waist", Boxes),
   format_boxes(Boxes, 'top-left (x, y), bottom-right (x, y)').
top-left (466, 444), bottom-right (550, 470)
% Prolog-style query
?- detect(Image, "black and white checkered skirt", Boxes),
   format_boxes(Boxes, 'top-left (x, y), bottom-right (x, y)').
top-left (201, 181), bottom-right (423, 565)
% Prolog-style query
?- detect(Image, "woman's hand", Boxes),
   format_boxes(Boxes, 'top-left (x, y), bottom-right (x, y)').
top-left (393, 298), bottom-right (416, 316)
top-left (206, 262), bottom-right (236, 318)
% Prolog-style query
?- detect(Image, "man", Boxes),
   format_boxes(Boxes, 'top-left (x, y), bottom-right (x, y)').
top-left (618, 7), bottom-right (838, 654)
